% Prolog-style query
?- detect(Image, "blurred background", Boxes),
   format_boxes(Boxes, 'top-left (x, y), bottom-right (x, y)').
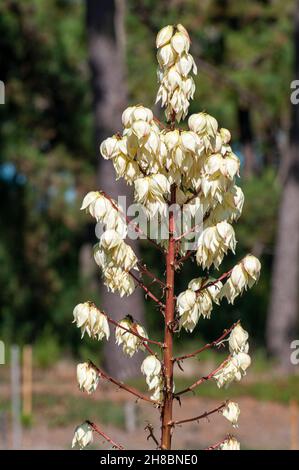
top-left (0, 0), bottom-right (299, 450)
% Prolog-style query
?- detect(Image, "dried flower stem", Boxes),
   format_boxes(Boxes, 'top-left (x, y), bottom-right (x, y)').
top-left (170, 402), bottom-right (226, 426)
top-left (197, 268), bottom-right (233, 293)
top-left (174, 358), bottom-right (229, 397)
top-left (145, 423), bottom-right (160, 448)
top-left (204, 436), bottom-right (229, 450)
top-left (137, 262), bottom-right (166, 288)
top-left (106, 315), bottom-right (164, 347)
top-left (174, 321), bottom-right (239, 362)
top-left (175, 249), bottom-right (194, 267)
top-left (87, 421), bottom-right (125, 450)
top-left (129, 270), bottom-right (166, 310)
top-left (90, 361), bottom-right (157, 405)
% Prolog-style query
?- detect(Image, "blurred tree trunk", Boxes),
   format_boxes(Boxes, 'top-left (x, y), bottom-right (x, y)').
top-left (238, 105), bottom-right (256, 177)
top-left (86, 0), bottom-right (145, 379)
top-left (266, 2), bottom-right (299, 370)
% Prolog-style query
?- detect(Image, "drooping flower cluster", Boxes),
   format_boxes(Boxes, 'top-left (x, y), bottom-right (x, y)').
top-left (196, 221), bottom-right (236, 269)
top-left (93, 230), bottom-right (138, 297)
top-left (221, 254), bottom-right (261, 304)
top-left (228, 323), bottom-right (249, 354)
top-left (81, 191), bottom-right (126, 237)
top-left (141, 355), bottom-right (163, 403)
top-left (176, 277), bottom-right (222, 332)
top-left (115, 316), bottom-right (148, 357)
top-left (213, 351), bottom-right (251, 389)
top-left (73, 302), bottom-right (110, 341)
top-left (156, 24), bottom-right (197, 122)
top-left (213, 324), bottom-right (251, 389)
top-left (77, 362), bottom-right (99, 394)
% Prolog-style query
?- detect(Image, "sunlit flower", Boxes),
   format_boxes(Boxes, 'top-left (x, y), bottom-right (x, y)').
top-left (229, 324), bottom-right (249, 354)
top-left (141, 355), bottom-right (163, 403)
top-left (156, 24), bottom-right (196, 122)
top-left (115, 316), bottom-right (148, 357)
top-left (77, 362), bottom-right (99, 394)
top-left (72, 422), bottom-right (93, 449)
top-left (221, 255), bottom-right (261, 304)
top-left (196, 221), bottom-right (236, 269)
top-left (73, 302), bottom-right (110, 341)
top-left (213, 352), bottom-right (251, 389)
top-left (220, 437), bottom-right (240, 450)
top-left (222, 402), bottom-right (240, 427)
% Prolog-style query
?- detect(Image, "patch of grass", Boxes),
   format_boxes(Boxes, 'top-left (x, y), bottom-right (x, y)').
top-left (34, 332), bottom-right (61, 369)
top-left (34, 394), bottom-right (125, 429)
top-left (21, 414), bottom-right (33, 428)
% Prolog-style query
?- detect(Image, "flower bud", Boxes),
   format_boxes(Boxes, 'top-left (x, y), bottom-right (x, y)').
top-left (72, 422), bottom-right (93, 449)
top-left (229, 324), bottom-right (249, 354)
top-left (156, 25), bottom-right (174, 48)
top-left (100, 136), bottom-right (119, 160)
top-left (141, 355), bottom-right (161, 378)
top-left (242, 255), bottom-right (261, 282)
top-left (171, 32), bottom-right (190, 55)
top-left (222, 402), bottom-right (240, 427)
top-left (141, 355), bottom-right (163, 403)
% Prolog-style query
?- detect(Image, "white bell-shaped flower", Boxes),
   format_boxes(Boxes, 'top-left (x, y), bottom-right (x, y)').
top-left (72, 422), bottom-right (93, 449)
top-left (77, 362), bottom-right (99, 394)
top-left (222, 402), bottom-right (240, 427)
top-left (73, 302), bottom-right (110, 341)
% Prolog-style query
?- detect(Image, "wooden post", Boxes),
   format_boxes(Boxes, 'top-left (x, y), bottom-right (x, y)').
top-left (0, 412), bottom-right (8, 449)
top-left (290, 399), bottom-right (299, 450)
top-left (124, 401), bottom-right (137, 432)
top-left (11, 345), bottom-right (22, 449)
top-left (22, 345), bottom-right (32, 417)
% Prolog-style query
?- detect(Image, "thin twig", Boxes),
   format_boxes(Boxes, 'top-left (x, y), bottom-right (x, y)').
top-left (196, 269), bottom-right (233, 294)
top-left (174, 321), bottom-right (239, 362)
top-left (90, 361), bottom-right (157, 405)
top-left (129, 270), bottom-right (166, 311)
top-left (106, 315), bottom-right (164, 347)
top-left (183, 187), bottom-right (201, 205)
top-left (174, 358), bottom-right (230, 397)
top-left (204, 436), bottom-right (230, 450)
top-left (137, 262), bottom-right (166, 288)
top-left (174, 223), bottom-right (201, 242)
top-left (145, 423), bottom-right (160, 448)
top-left (87, 421), bottom-right (125, 450)
top-left (170, 402), bottom-right (226, 426)
top-left (175, 250), bottom-right (194, 267)
top-left (153, 115), bottom-right (167, 129)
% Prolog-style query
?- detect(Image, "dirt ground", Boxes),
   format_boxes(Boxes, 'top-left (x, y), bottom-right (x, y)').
top-left (0, 361), bottom-right (298, 450)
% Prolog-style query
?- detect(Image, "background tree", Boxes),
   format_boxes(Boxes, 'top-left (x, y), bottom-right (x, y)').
top-left (86, 0), bottom-right (146, 379)
top-left (266, 0), bottom-right (299, 369)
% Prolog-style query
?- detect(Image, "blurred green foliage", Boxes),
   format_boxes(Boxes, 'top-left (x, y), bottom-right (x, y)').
top-left (0, 0), bottom-right (293, 358)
